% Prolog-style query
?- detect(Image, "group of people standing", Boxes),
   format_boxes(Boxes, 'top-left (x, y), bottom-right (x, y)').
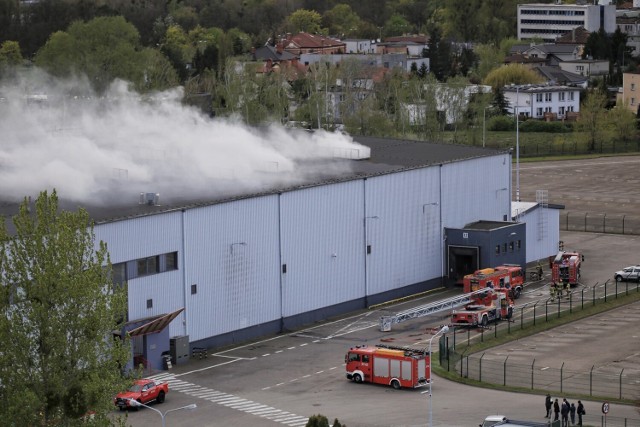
top-left (545, 394), bottom-right (585, 426)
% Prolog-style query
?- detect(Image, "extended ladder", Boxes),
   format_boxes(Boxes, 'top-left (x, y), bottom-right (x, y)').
top-left (379, 289), bottom-right (489, 331)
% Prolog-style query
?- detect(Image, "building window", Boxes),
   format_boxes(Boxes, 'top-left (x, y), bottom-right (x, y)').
top-left (502, 243), bottom-right (507, 253)
top-left (517, 240), bottom-right (521, 250)
top-left (537, 107), bottom-right (543, 116)
top-left (576, 65), bottom-right (584, 72)
top-left (495, 245), bottom-right (500, 255)
top-left (631, 83), bottom-right (636, 91)
top-left (536, 93), bottom-right (543, 102)
top-left (137, 256), bottom-right (159, 277)
top-left (146, 299), bottom-right (153, 309)
top-left (191, 284), bottom-right (197, 295)
top-left (112, 262), bottom-right (127, 284)
top-left (569, 92), bottom-right (574, 101)
top-left (632, 98), bottom-right (636, 106)
top-left (559, 92), bottom-right (565, 101)
top-left (509, 242), bottom-right (514, 252)
top-left (165, 252), bottom-right (178, 271)
top-left (544, 93), bottom-right (552, 102)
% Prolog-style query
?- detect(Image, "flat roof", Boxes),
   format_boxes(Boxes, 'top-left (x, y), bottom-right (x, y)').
top-left (0, 135), bottom-right (506, 227)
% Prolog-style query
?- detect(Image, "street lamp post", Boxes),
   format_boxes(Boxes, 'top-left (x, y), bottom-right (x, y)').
top-left (483, 105), bottom-right (491, 148)
top-left (426, 325), bottom-right (449, 427)
top-left (127, 399), bottom-right (197, 427)
top-left (515, 86), bottom-right (520, 202)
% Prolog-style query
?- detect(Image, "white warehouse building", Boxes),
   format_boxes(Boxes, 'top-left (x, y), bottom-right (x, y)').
top-left (12, 136), bottom-right (558, 370)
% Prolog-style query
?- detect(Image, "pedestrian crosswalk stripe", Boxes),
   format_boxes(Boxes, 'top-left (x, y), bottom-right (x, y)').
top-left (147, 373), bottom-right (308, 426)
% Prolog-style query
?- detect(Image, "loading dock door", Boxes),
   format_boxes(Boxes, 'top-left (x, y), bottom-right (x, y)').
top-left (448, 245), bottom-right (479, 285)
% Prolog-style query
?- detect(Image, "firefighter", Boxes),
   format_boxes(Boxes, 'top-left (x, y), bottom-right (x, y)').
top-left (563, 282), bottom-right (571, 299)
top-left (549, 283), bottom-right (557, 302)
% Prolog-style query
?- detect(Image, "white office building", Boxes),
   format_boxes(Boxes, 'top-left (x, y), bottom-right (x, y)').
top-left (518, 2), bottom-right (616, 42)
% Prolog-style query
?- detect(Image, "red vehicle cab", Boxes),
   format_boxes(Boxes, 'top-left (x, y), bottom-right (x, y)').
top-left (114, 378), bottom-right (168, 410)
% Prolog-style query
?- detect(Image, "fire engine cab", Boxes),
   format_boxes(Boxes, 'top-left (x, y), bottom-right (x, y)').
top-left (451, 288), bottom-right (514, 327)
top-left (345, 345), bottom-right (430, 389)
top-left (549, 251), bottom-right (583, 286)
top-left (463, 265), bottom-right (525, 299)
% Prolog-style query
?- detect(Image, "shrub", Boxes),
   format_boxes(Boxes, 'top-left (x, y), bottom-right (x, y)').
top-left (488, 115), bottom-right (515, 131)
top-left (519, 120), bottom-right (571, 133)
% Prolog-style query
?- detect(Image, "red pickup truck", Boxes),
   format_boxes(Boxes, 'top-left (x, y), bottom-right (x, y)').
top-left (114, 378), bottom-right (168, 410)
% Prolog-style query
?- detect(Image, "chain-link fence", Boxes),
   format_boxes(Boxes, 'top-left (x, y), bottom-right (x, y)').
top-left (439, 280), bottom-right (640, 407)
top-left (560, 212), bottom-right (640, 235)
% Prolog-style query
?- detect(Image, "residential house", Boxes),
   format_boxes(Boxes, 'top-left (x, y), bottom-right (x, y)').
top-left (279, 32), bottom-right (345, 55)
top-left (616, 16), bottom-right (640, 57)
top-left (555, 25), bottom-right (591, 45)
top-left (558, 58), bottom-right (609, 77)
top-left (618, 72), bottom-right (640, 113)
top-left (344, 39), bottom-right (376, 54)
top-left (402, 84), bottom-right (492, 126)
top-left (534, 66), bottom-right (589, 88)
top-left (504, 84), bottom-right (581, 120)
top-left (523, 44), bottom-right (581, 62)
top-left (375, 35), bottom-right (428, 57)
top-left (517, 2), bottom-right (616, 42)
top-left (251, 45), bottom-right (306, 79)
top-left (299, 52), bottom-right (429, 74)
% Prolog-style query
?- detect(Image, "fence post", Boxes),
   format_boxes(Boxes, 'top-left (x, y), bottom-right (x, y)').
top-left (615, 279), bottom-right (618, 299)
top-left (620, 368), bottom-right (624, 400)
top-left (520, 306), bottom-right (524, 329)
top-left (584, 212), bottom-right (588, 232)
top-left (623, 214), bottom-right (625, 235)
top-left (545, 300), bottom-right (549, 322)
top-left (495, 321), bottom-right (498, 338)
top-left (479, 352), bottom-right (485, 383)
top-left (566, 212), bottom-right (569, 231)
top-left (590, 365), bottom-right (594, 397)
top-left (557, 297), bottom-right (561, 318)
top-left (561, 362), bottom-right (564, 393)
top-left (593, 283), bottom-right (597, 306)
top-left (531, 358), bottom-right (535, 390)
top-left (605, 281), bottom-right (608, 303)
top-left (533, 303), bottom-right (537, 326)
top-left (503, 355), bottom-right (509, 386)
top-left (581, 288), bottom-right (584, 310)
top-left (569, 290), bottom-right (572, 314)
top-left (603, 213), bottom-right (606, 233)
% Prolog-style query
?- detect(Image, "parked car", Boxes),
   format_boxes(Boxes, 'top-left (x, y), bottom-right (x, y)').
top-left (614, 265), bottom-right (640, 282)
top-left (114, 378), bottom-right (168, 410)
top-left (481, 415), bottom-right (508, 427)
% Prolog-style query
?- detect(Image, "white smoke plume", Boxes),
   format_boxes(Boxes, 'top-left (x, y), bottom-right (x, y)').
top-left (0, 69), bottom-right (370, 207)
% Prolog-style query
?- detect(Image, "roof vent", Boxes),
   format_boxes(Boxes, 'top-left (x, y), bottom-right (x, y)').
top-left (139, 192), bottom-right (160, 206)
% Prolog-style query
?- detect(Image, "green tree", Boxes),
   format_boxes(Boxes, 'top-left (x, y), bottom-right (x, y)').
top-left (576, 89), bottom-right (608, 152)
top-left (0, 190), bottom-right (130, 426)
top-left (35, 16), bottom-right (174, 93)
top-left (384, 14), bottom-right (411, 37)
top-left (323, 4), bottom-right (362, 38)
top-left (0, 40), bottom-right (22, 65)
top-left (483, 64), bottom-right (544, 90)
top-left (608, 104), bottom-right (637, 145)
top-left (287, 9), bottom-right (323, 34)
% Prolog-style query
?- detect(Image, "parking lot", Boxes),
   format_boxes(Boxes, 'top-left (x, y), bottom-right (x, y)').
top-left (117, 156), bottom-right (640, 427)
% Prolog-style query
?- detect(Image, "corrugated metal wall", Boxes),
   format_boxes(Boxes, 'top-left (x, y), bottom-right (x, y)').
top-left (364, 167), bottom-right (442, 295)
top-left (94, 212), bottom-right (184, 336)
top-left (182, 195), bottom-right (281, 341)
top-left (440, 155), bottom-right (512, 228)
top-left (94, 153), bottom-right (514, 346)
top-left (280, 181), bottom-right (365, 317)
top-left (521, 207), bottom-right (560, 263)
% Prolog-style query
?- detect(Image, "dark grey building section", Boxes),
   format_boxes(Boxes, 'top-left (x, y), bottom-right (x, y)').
top-left (445, 220), bottom-right (526, 284)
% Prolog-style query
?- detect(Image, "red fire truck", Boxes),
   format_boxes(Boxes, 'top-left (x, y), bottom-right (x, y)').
top-left (549, 251), bottom-right (583, 286)
top-left (345, 345), bottom-right (430, 389)
top-left (462, 264), bottom-right (525, 299)
top-left (451, 288), bottom-right (514, 327)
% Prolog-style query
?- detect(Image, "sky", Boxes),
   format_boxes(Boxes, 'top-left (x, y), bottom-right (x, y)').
top-left (0, 69), bottom-right (370, 207)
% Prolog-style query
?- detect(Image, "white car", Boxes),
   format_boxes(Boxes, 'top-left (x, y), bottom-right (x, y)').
top-left (614, 266), bottom-right (640, 282)
top-left (480, 415), bottom-right (508, 427)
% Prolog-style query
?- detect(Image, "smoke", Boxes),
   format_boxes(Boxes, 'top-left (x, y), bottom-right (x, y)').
top-left (0, 69), bottom-right (370, 207)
